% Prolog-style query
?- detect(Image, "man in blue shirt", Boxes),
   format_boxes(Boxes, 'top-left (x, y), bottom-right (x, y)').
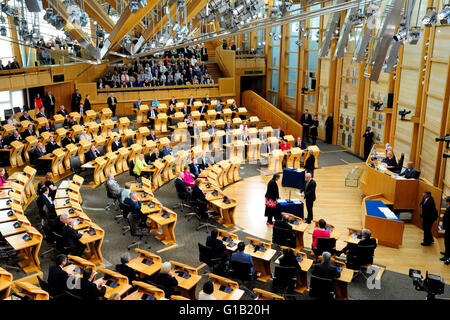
top-left (231, 242), bottom-right (253, 272)
top-left (134, 98), bottom-right (143, 109)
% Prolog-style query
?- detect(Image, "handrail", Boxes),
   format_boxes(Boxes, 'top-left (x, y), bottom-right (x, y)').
top-left (97, 83), bottom-right (219, 94)
top-left (215, 47), bottom-right (235, 78)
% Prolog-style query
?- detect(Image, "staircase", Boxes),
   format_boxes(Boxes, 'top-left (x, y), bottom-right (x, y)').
top-left (203, 41), bottom-right (219, 62)
top-left (204, 62), bottom-right (223, 83)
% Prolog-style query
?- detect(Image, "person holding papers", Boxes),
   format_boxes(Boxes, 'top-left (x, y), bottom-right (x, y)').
top-left (399, 162), bottom-right (419, 179)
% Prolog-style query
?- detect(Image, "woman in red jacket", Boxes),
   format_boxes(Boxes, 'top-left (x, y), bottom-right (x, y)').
top-left (280, 139), bottom-right (291, 151)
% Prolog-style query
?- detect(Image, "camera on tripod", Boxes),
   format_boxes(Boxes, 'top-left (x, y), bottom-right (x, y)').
top-left (409, 268), bottom-right (445, 300)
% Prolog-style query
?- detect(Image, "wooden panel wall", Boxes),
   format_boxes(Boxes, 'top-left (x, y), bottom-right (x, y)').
top-left (44, 81), bottom-right (74, 114)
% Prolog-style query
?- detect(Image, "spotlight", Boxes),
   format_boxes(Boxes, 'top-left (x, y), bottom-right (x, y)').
top-left (0, 26), bottom-right (6, 37)
top-left (422, 8), bottom-right (437, 26)
top-left (79, 13), bottom-right (88, 27)
top-left (138, 0), bottom-right (147, 8)
top-left (407, 29), bottom-right (421, 44)
top-left (53, 15), bottom-right (65, 30)
top-left (393, 28), bottom-right (408, 42)
top-left (438, 4), bottom-right (450, 24)
top-left (130, 1), bottom-right (139, 13)
top-left (0, 16), bottom-right (5, 24)
top-left (399, 109), bottom-right (411, 121)
top-left (295, 39), bottom-right (303, 46)
top-left (372, 101), bottom-right (383, 111)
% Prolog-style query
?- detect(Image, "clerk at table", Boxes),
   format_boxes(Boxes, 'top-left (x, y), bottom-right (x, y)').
top-left (384, 151), bottom-right (397, 170)
top-left (231, 242), bottom-right (253, 272)
top-left (399, 162), bottom-right (419, 179)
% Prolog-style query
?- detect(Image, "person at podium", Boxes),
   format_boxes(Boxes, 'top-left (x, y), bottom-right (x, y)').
top-left (264, 174), bottom-right (281, 226)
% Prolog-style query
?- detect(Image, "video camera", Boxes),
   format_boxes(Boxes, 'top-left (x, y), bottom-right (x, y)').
top-left (409, 268), bottom-right (445, 300)
top-left (436, 134), bottom-right (450, 149)
top-left (399, 109), bottom-right (411, 121)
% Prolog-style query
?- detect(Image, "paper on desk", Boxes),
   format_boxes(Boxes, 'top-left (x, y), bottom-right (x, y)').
top-left (378, 207), bottom-right (398, 220)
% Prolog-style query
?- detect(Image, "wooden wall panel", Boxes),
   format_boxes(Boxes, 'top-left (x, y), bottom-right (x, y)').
top-left (423, 95), bottom-right (444, 131)
top-left (432, 27), bottom-right (450, 61)
top-left (44, 81), bottom-right (74, 114)
top-left (428, 62), bottom-right (447, 98)
top-left (398, 69), bottom-right (419, 106)
top-left (420, 128), bottom-right (439, 182)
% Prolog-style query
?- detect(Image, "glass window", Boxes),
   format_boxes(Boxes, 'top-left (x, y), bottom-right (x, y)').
top-left (287, 68), bottom-right (297, 82)
top-left (270, 70), bottom-right (279, 91)
top-left (270, 94), bottom-right (278, 107)
top-left (286, 83), bottom-right (297, 98)
top-left (287, 53), bottom-right (298, 67)
top-left (308, 35), bottom-right (320, 49)
top-left (0, 90), bottom-right (24, 118)
top-left (271, 46), bottom-right (280, 68)
top-left (308, 51), bottom-right (318, 72)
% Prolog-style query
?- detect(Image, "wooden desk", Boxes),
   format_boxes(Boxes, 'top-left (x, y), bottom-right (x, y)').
top-left (0, 220), bottom-right (29, 237)
top-left (104, 152), bottom-right (118, 177)
top-left (244, 236), bottom-right (276, 282)
top-left (162, 154), bottom-right (176, 182)
top-left (304, 145), bottom-right (320, 168)
top-left (202, 273), bottom-right (244, 300)
top-left (64, 143), bottom-right (78, 170)
top-left (78, 139), bottom-right (92, 163)
top-left (170, 260), bottom-right (201, 300)
top-left (95, 268), bottom-right (132, 300)
top-left (123, 281), bottom-right (165, 300)
top-left (286, 147), bottom-right (303, 169)
top-left (253, 288), bottom-right (285, 300)
top-left (127, 248), bottom-right (162, 279)
top-left (275, 246), bottom-right (313, 294)
top-left (136, 105), bottom-right (149, 123)
top-left (217, 228), bottom-right (240, 253)
top-left (13, 281), bottom-right (49, 300)
top-left (5, 226), bottom-right (42, 273)
top-left (332, 260), bottom-right (354, 300)
top-left (116, 147), bottom-right (130, 173)
top-left (9, 140), bottom-right (24, 168)
top-left (209, 198), bottom-right (237, 228)
top-left (0, 267), bottom-right (12, 300)
top-left (136, 126), bottom-right (150, 145)
top-left (84, 110), bottom-right (97, 124)
top-left (285, 213), bottom-right (308, 250)
top-left (100, 108), bottom-right (112, 121)
top-left (23, 135), bottom-right (38, 162)
top-left (308, 220), bottom-right (342, 241)
top-left (156, 113), bottom-right (168, 132)
top-left (147, 208), bottom-right (177, 245)
top-left (100, 119), bottom-right (114, 138)
top-left (118, 117), bottom-right (131, 133)
top-left (78, 221), bottom-right (104, 265)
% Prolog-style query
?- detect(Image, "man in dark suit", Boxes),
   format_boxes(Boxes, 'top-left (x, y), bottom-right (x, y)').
top-left (198, 151), bottom-right (211, 170)
top-left (111, 136), bottom-right (123, 152)
top-left (43, 91), bottom-right (56, 118)
top-left (189, 159), bottom-right (201, 179)
top-left (420, 190), bottom-right (438, 246)
top-left (61, 132), bottom-right (75, 147)
top-left (32, 141), bottom-right (47, 164)
top-left (310, 251), bottom-right (340, 299)
top-left (223, 120), bottom-right (233, 132)
top-left (187, 94), bottom-right (195, 106)
top-left (87, 145), bottom-right (101, 162)
top-left (325, 112), bottom-right (333, 144)
top-left (146, 129), bottom-right (157, 141)
top-left (294, 137), bottom-right (307, 150)
top-left (149, 148), bottom-right (161, 163)
top-left (39, 122), bottom-right (54, 134)
top-left (45, 136), bottom-right (60, 153)
top-left (36, 107), bottom-right (47, 118)
top-left (191, 179), bottom-right (208, 215)
top-left (123, 192), bottom-right (145, 222)
top-left (201, 94), bottom-right (211, 105)
top-left (19, 110), bottom-right (33, 122)
top-left (181, 104), bottom-right (191, 115)
top-left (71, 89), bottom-right (82, 113)
top-left (62, 218), bottom-right (85, 256)
top-left (338, 228), bottom-right (377, 257)
top-left (363, 127), bottom-right (374, 161)
top-left (115, 253), bottom-right (139, 284)
top-left (300, 109), bottom-right (313, 142)
top-left (107, 93), bottom-right (118, 117)
top-left (21, 124), bottom-right (36, 139)
top-left (275, 126), bottom-right (285, 139)
top-left (161, 143), bottom-right (172, 157)
top-left (47, 254), bottom-right (70, 297)
top-left (197, 103), bottom-right (208, 121)
top-left (57, 105), bottom-right (69, 118)
top-left (134, 98), bottom-right (143, 109)
top-left (40, 186), bottom-right (56, 217)
top-left (6, 130), bottom-right (23, 145)
top-left (79, 268), bottom-right (106, 300)
top-left (301, 173), bottom-right (316, 224)
top-left (274, 214), bottom-right (293, 232)
top-left (443, 197), bottom-right (450, 264)
top-left (206, 228), bottom-right (227, 260)
top-left (175, 172), bottom-right (189, 198)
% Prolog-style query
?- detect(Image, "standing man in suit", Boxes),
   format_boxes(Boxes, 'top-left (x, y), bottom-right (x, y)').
top-left (301, 173), bottom-right (316, 224)
top-left (304, 149), bottom-right (316, 177)
top-left (325, 112), bottom-right (334, 144)
top-left (43, 91), bottom-right (56, 118)
top-left (442, 197), bottom-right (450, 264)
top-left (300, 109), bottom-right (313, 142)
top-left (47, 254), bottom-right (71, 297)
top-left (83, 95), bottom-right (91, 112)
top-left (363, 127), bottom-right (374, 161)
top-left (111, 135), bottom-right (123, 151)
top-left (107, 93), bottom-right (117, 117)
top-left (71, 89), bottom-right (82, 113)
top-left (420, 190), bottom-right (438, 246)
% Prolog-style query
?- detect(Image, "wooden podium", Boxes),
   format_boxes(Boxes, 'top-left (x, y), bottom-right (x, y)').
top-left (136, 105), bottom-right (149, 123)
top-left (200, 132), bottom-right (211, 150)
top-left (52, 149), bottom-right (66, 176)
top-left (148, 209), bottom-right (177, 245)
top-left (222, 108), bottom-right (232, 121)
top-left (247, 138), bottom-right (261, 161)
top-left (10, 140), bottom-right (24, 167)
top-left (156, 113), bottom-right (168, 132)
top-left (36, 117), bottom-right (47, 131)
top-left (87, 121), bottom-right (100, 139)
top-left (142, 140), bottom-right (156, 155)
top-left (265, 149), bottom-right (285, 173)
top-left (229, 157), bottom-right (242, 182)
top-left (162, 155), bottom-right (176, 182)
top-left (63, 143), bottom-right (77, 170)
top-left (118, 117), bottom-right (130, 133)
top-left (69, 112), bottom-right (81, 124)
top-left (55, 128), bottom-right (67, 144)
top-left (78, 140), bottom-right (92, 164)
top-left (128, 144), bottom-right (142, 164)
top-left (190, 110), bottom-right (201, 121)
top-left (286, 147), bottom-right (303, 169)
top-left (174, 150), bottom-right (189, 175)
top-left (84, 110), bottom-right (97, 124)
top-left (212, 130), bottom-right (225, 152)
top-left (122, 129), bottom-right (135, 147)
top-left (71, 124), bottom-right (83, 137)
top-left (210, 198), bottom-right (237, 228)
top-left (100, 119), bottom-right (114, 137)
top-left (151, 160), bottom-right (165, 190)
top-left (136, 127), bottom-right (150, 145)
top-left (104, 152), bottom-right (118, 177)
top-left (116, 147), bottom-right (130, 173)
top-left (23, 136), bottom-right (38, 162)
top-left (39, 131), bottom-right (52, 146)
top-left (100, 108), bottom-right (112, 121)
top-left (206, 110), bottom-right (217, 124)
top-left (53, 114), bottom-right (65, 128)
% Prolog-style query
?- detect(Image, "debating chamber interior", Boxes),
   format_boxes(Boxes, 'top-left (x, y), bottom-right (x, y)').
top-left (0, 0), bottom-right (449, 304)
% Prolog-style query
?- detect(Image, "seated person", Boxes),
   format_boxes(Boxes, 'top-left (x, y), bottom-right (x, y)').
top-left (198, 151), bottom-right (211, 170)
top-left (6, 130), bottom-right (23, 144)
top-left (123, 192), bottom-right (145, 222)
top-left (337, 228), bottom-right (377, 257)
top-left (78, 130), bottom-right (90, 141)
top-left (21, 124), bottom-right (36, 139)
top-left (61, 218), bottom-right (86, 257)
top-left (231, 242), bottom-right (253, 273)
top-left (201, 94), bottom-right (211, 105)
top-left (294, 137), bottom-right (307, 149)
top-left (106, 173), bottom-right (122, 199)
top-left (383, 151), bottom-right (397, 170)
top-left (0, 168), bottom-right (7, 187)
top-left (67, 116), bottom-right (77, 128)
top-left (79, 268), bottom-right (106, 300)
top-left (154, 262), bottom-right (179, 298)
top-left (87, 145), bottom-right (101, 161)
top-left (207, 122), bottom-right (218, 135)
top-left (45, 136), bottom-right (60, 153)
top-left (280, 139), bottom-right (291, 151)
top-left (161, 143), bottom-right (172, 157)
top-left (36, 107), bottom-right (47, 118)
top-left (191, 179), bottom-right (207, 208)
top-left (134, 98), bottom-right (143, 109)
top-left (47, 254), bottom-right (70, 297)
top-left (61, 132), bottom-right (75, 147)
top-left (147, 106), bottom-right (158, 129)
top-left (189, 159), bottom-right (201, 179)
top-left (276, 126), bottom-right (285, 139)
top-left (198, 281), bottom-right (216, 300)
top-left (45, 172), bottom-right (57, 199)
top-left (115, 252), bottom-right (139, 284)
top-left (111, 135), bottom-right (123, 152)
top-left (39, 121), bottom-right (54, 134)
top-left (120, 182), bottom-right (132, 204)
top-left (206, 228), bottom-right (227, 260)
top-left (312, 219), bottom-right (331, 257)
top-left (279, 247), bottom-right (302, 274)
top-left (40, 186), bottom-right (56, 218)
top-left (310, 251), bottom-right (340, 299)
top-left (146, 129), bottom-right (157, 141)
top-left (57, 105), bottom-right (69, 118)
top-left (274, 214), bottom-right (293, 231)
top-left (399, 161), bottom-right (419, 179)
top-left (20, 110), bottom-right (34, 122)
top-left (174, 172), bottom-right (189, 198)
top-left (32, 141), bottom-right (47, 162)
top-left (133, 154), bottom-right (150, 177)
